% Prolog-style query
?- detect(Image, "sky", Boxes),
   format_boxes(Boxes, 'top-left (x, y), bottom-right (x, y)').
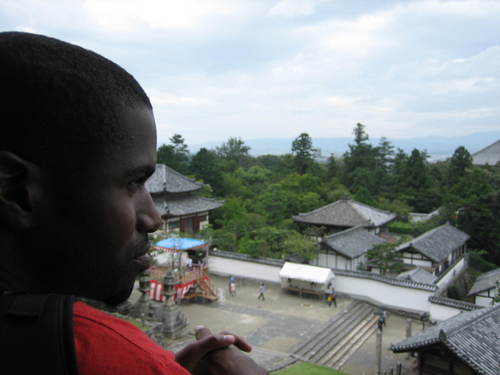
top-left (1, 0), bottom-right (500, 148)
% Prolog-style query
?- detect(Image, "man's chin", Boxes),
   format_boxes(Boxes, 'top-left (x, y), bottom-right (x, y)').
top-left (103, 283), bottom-right (135, 307)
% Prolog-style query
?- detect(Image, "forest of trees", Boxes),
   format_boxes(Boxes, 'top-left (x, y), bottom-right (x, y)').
top-left (157, 124), bottom-right (500, 269)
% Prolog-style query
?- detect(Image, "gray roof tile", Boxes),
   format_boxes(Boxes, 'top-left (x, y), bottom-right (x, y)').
top-left (472, 139), bottom-right (500, 166)
top-left (391, 304), bottom-right (500, 375)
top-left (153, 195), bottom-right (223, 217)
top-left (146, 164), bottom-right (203, 194)
top-left (397, 267), bottom-right (437, 284)
top-left (468, 268), bottom-right (500, 296)
top-left (293, 199), bottom-right (396, 228)
top-left (396, 223), bottom-right (469, 263)
top-left (323, 226), bottom-right (386, 259)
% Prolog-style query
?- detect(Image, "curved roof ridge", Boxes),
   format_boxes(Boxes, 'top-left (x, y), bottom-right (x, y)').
top-left (349, 199), bottom-right (395, 215)
top-left (324, 225), bottom-right (365, 239)
top-left (295, 199), bottom-right (345, 217)
top-left (163, 164), bottom-right (204, 190)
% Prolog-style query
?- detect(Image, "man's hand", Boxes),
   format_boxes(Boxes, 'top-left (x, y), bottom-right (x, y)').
top-left (175, 326), bottom-right (268, 375)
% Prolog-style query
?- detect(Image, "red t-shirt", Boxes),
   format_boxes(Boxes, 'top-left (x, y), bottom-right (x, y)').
top-left (73, 301), bottom-right (191, 375)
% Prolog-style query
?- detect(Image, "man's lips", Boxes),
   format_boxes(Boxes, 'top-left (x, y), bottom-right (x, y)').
top-left (133, 254), bottom-right (152, 269)
top-left (133, 242), bottom-right (152, 269)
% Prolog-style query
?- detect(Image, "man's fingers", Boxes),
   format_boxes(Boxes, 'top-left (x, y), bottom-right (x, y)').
top-left (175, 326), bottom-right (239, 371)
top-left (219, 330), bottom-right (252, 352)
top-left (196, 326), bottom-right (252, 352)
top-left (176, 326), bottom-right (238, 372)
top-left (194, 325), bottom-right (212, 340)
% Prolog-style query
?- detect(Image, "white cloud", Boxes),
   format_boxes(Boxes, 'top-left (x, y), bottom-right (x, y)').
top-left (267, 0), bottom-right (325, 18)
top-left (82, 0), bottom-right (248, 33)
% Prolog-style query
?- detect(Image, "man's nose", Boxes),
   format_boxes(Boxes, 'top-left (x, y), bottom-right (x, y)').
top-left (137, 192), bottom-right (162, 233)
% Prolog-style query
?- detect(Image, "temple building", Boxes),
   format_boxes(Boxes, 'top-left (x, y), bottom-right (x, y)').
top-left (468, 268), bottom-right (500, 307)
top-left (293, 199), bottom-right (396, 237)
top-left (395, 223), bottom-right (469, 276)
top-left (146, 164), bottom-right (223, 234)
top-left (472, 139), bottom-right (500, 166)
top-left (311, 226), bottom-right (387, 271)
top-left (391, 304), bottom-right (500, 375)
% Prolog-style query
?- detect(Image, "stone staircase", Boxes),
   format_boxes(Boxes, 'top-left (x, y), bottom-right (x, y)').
top-left (291, 300), bottom-right (379, 369)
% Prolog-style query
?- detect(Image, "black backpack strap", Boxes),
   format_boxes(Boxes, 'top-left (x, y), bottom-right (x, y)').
top-left (0, 293), bottom-right (79, 375)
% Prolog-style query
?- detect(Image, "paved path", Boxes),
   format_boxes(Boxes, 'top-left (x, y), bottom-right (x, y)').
top-left (203, 301), bottom-right (326, 347)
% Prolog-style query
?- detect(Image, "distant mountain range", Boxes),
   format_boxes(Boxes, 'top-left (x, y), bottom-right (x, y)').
top-left (191, 131), bottom-right (500, 161)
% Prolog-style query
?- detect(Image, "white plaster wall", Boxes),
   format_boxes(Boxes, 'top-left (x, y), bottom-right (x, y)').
top-left (315, 253), bottom-right (337, 268)
top-left (429, 303), bottom-right (464, 321)
top-left (436, 257), bottom-right (466, 289)
top-left (207, 255), bottom-right (470, 320)
top-left (475, 294), bottom-right (494, 307)
top-left (334, 274), bottom-right (433, 314)
top-left (208, 256), bottom-right (281, 283)
top-left (402, 259), bottom-right (432, 267)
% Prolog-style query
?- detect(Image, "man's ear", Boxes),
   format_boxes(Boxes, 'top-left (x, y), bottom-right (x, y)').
top-left (0, 151), bottom-right (37, 229)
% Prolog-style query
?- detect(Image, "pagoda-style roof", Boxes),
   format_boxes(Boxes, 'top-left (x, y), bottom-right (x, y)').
top-left (472, 139), bottom-right (500, 166)
top-left (293, 199), bottom-right (396, 228)
top-left (153, 195), bottom-right (223, 217)
top-left (391, 304), bottom-right (500, 375)
top-left (468, 268), bottom-right (500, 296)
top-left (322, 226), bottom-right (386, 259)
top-left (396, 223), bottom-right (469, 263)
top-left (146, 164), bottom-right (203, 194)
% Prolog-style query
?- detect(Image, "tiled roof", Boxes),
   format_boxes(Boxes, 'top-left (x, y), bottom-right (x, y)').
top-left (153, 195), bottom-right (223, 217)
top-left (472, 139), bottom-right (500, 166)
top-left (146, 164), bottom-right (203, 194)
top-left (391, 304), bottom-right (500, 375)
top-left (428, 296), bottom-right (482, 311)
top-left (323, 226), bottom-right (386, 259)
top-left (397, 267), bottom-right (437, 284)
top-left (396, 223), bottom-right (469, 263)
top-left (333, 269), bottom-right (437, 291)
top-left (468, 268), bottom-right (500, 296)
top-left (293, 199), bottom-right (396, 228)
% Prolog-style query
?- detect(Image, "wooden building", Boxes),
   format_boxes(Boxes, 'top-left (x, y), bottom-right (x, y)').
top-left (292, 199), bottom-right (396, 237)
top-left (395, 223), bottom-right (469, 276)
top-left (146, 164), bottom-right (223, 234)
top-left (311, 226), bottom-right (386, 271)
top-left (391, 304), bottom-right (500, 375)
top-left (468, 268), bottom-right (500, 307)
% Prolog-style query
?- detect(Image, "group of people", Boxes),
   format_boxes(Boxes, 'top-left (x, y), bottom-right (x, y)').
top-left (227, 276), bottom-right (266, 301)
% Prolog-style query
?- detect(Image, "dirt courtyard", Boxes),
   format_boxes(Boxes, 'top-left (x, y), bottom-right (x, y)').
top-left (158, 275), bottom-right (421, 374)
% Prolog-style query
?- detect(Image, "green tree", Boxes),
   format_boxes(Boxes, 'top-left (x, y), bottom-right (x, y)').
top-left (367, 242), bottom-right (404, 275)
top-left (291, 133), bottom-right (317, 174)
top-left (457, 190), bottom-right (500, 266)
top-left (190, 147), bottom-right (223, 194)
top-left (342, 123), bottom-right (378, 193)
top-left (157, 133), bottom-right (190, 174)
top-left (283, 231), bottom-right (318, 262)
top-left (216, 137), bottom-right (252, 171)
top-left (447, 146), bottom-right (473, 185)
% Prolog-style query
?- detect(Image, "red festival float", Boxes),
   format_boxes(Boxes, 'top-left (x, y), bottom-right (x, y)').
top-left (148, 238), bottom-right (217, 302)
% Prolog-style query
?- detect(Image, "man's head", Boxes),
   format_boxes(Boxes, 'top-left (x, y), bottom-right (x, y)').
top-left (0, 32), bottom-right (161, 305)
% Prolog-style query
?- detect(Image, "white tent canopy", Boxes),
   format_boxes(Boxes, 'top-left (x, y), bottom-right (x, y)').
top-left (279, 262), bottom-right (334, 285)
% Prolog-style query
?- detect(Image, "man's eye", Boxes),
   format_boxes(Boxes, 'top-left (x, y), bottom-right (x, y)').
top-left (129, 176), bottom-right (148, 190)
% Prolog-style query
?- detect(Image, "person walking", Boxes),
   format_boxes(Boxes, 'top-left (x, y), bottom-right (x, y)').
top-left (228, 275), bottom-right (237, 297)
top-left (257, 282), bottom-right (266, 301)
top-left (327, 290), bottom-right (337, 308)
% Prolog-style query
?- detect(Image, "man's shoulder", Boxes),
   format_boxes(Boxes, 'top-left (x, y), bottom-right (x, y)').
top-left (73, 301), bottom-right (190, 375)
